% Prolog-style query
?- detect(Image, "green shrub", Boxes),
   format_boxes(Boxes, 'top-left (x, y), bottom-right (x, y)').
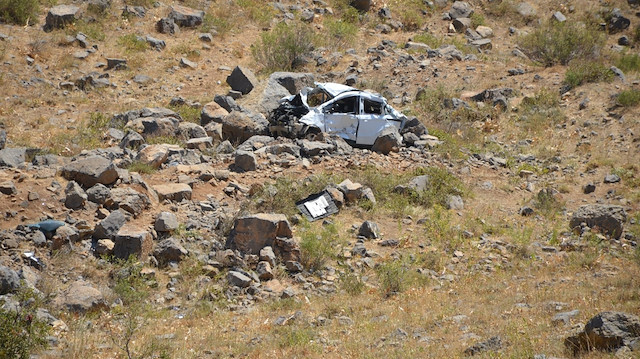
top-left (112, 256), bottom-right (150, 305)
top-left (200, 12), bottom-right (231, 35)
top-left (617, 89), bottom-right (640, 107)
top-left (169, 103), bottom-right (200, 124)
top-left (339, 271), bottom-right (365, 295)
top-left (252, 173), bottom-right (338, 216)
top-left (127, 161), bottom-right (156, 174)
top-left (376, 259), bottom-right (410, 296)
top-left (0, 289), bottom-right (50, 359)
top-left (516, 89), bottom-right (565, 133)
top-left (71, 20), bottom-right (106, 42)
top-left (0, 0), bottom-right (39, 25)
top-left (117, 33), bottom-right (148, 53)
top-left (237, 0), bottom-right (275, 27)
top-left (616, 53), bottom-right (640, 73)
top-left (251, 22), bottom-right (315, 72)
top-left (518, 21), bottom-right (605, 66)
top-left (324, 18), bottom-right (358, 50)
top-left (564, 60), bottom-right (613, 89)
top-left (51, 112), bottom-right (111, 154)
top-left (390, 0), bottom-right (426, 31)
top-left (412, 166), bottom-right (466, 208)
top-left (470, 13), bottom-right (485, 28)
top-left (299, 222), bottom-right (345, 271)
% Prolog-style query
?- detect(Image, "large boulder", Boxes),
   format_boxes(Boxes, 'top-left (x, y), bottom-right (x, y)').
top-left (64, 181), bottom-right (87, 209)
top-left (449, 1), bottom-right (473, 19)
top-left (260, 72), bottom-right (315, 114)
top-left (565, 311), bottom-right (640, 353)
top-left (44, 5), bottom-right (80, 32)
top-left (153, 183), bottom-right (192, 202)
top-left (569, 204), bottom-right (627, 239)
top-left (234, 150), bottom-right (257, 172)
top-left (153, 238), bottom-right (188, 266)
top-left (93, 209), bottom-right (127, 240)
top-left (61, 156), bottom-right (119, 187)
top-left (226, 66), bottom-right (259, 95)
top-left (371, 127), bottom-right (402, 155)
top-left (169, 5), bottom-right (204, 28)
top-left (105, 188), bottom-right (150, 217)
top-left (227, 213), bottom-right (293, 255)
top-left (113, 225), bottom-right (153, 259)
top-left (0, 148), bottom-right (26, 167)
top-left (55, 280), bottom-right (107, 313)
top-left (0, 266), bottom-right (20, 295)
top-left (200, 101), bottom-right (229, 126)
top-left (220, 111), bottom-right (268, 143)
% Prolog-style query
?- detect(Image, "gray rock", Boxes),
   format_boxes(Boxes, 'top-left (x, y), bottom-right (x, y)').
top-left (216, 140), bottom-right (235, 154)
top-left (395, 175), bottom-right (430, 194)
top-left (153, 238), bottom-right (188, 265)
top-left (551, 11), bottom-right (566, 22)
top-left (88, 0), bottom-right (111, 13)
top-left (61, 156), bottom-right (119, 187)
top-left (106, 58), bottom-right (127, 71)
top-left (87, 183), bottom-right (111, 204)
top-left (227, 270), bottom-right (253, 288)
top-left (445, 195), bottom-right (464, 210)
top-left (553, 310), bottom-right (580, 326)
top-left (470, 38), bottom-right (492, 51)
top-left (610, 66), bottom-right (625, 82)
top-left (516, 2), bottom-right (537, 18)
top-left (145, 35), bottom-right (165, 51)
top-left (156, 17), bottom-right (179, 35)
top-left (55, 281), bottom-right (107, 313)
top-left (452, 17), bottom-right (471, 32)
top-left (604, 174), bottom-right (621, 184)
top-left (259, 72), bottom-right (314, 113)
top-left (259, 246), bottom-right (277, 267)
top-left (256, 261), bottom-right (274, 280)
top-left (583, 183), bottom-right (596, 194)
top-left (359, 220), bottom-right (380, 239)
top-left (64, 181), bottom-right (87, 209)
top-left (0, 129), bottom-right (6, 149)
top-left (449, 1), bottom-right (473, 19)
top-left (123, 5), bottom-right (145, 18)
top-left (155, 212), bottom-right (179, 232)
top-left (0, 148), bottom-right (26, 167)
top-left (300, 140), bottom-right (335, 157)
top-left (569, 204), bottom-right (627, 239)
top-left (169, 5), bottom-right (204, 28)
top-left (608, 8), bottom-right (630, 33)
top-left (219, 111), bottom-right (268, 143)
top-left (372, 126), bottom-right (402, 155)
top-left (106, 188), bottom-right (150, 217)
top-left (153, 183), bottom-right (192, 202)
top-left (44, 5), bottom-right (79, 32)
top-left (351, 0), bottom-right (372, 11)
top-left (132, 74), bottom-right (153, 85)
top-left (285, 260), bottom-right (303, 272)
top-left (0, 266), bottom-right (20, 294)
top-left (178, 122), bottom-right (208, 140)
top-left (214, 95), bottom-right (242, 113)
top-left (226, 66), bottom-right (259, 95)
top-left (338, 179), bottom-right (363, 203)
top-left (0, 180), bottom-right (17, 195)
top-left (235, 150), bottom-right (257, 172)
top-left (199, 33), bottom-right (213, 42)
top-left (113, 225), bottom-right (153, 259)
top-left (565, 311), bottom-right (640, 353)
top-left (180, 57), bottom-right (197, 69)
top-left (94, 239), bottom-right (114, 256)
top-left (200, 101), bottom-right (229, 126)
top-left (464, 336), bottom-right (503, 356)
top-left (227, 213), bottom-right (293, 255)
top-left (93, 209), bottom-right (127, 240)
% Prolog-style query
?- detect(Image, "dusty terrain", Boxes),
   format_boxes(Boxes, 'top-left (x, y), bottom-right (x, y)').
top-left (0, 0), bottom-right (639, 358)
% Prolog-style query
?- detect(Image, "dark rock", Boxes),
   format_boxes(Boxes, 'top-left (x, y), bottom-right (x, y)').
top-left (169, 5), bottom-right (204, 28)
top-left (64, 181), bottom-right (87, 209)
top-left (93, 209), bottom-right (127, 240)
top-left (88, 0), bottom-right (111, 14)
top-left (0, 180), bottom-right (17, 195)
top-left (145, 35), bottom-right (166, 50)
top-left (219, 111), bottom-right (268, 143)
top-left (106, 58), bottom-right (127, 71)
top-left (583, 183), bottom-right (596, 194)
top-left (285, 260), bottom-right (303, 272)
top-left (618, 36), bottom-right (630, 46)
top-left (300, 140), bottom-right (335, 157)
top-left (44, 5), bottom-right (79, 32)
top-left (565, 311), bottom-right (640, 353)
top-left (452, 17), bottom-right (471, 32)
top-left (227, 214), bottom-right (293, 255)
top-left (105, 188), bottom-right (150, 217)
top-left (226, 66), bottom-right (259, 95)
top-left (609, 8), bottom-right (630, 33)
top-left (123, 5), bottom-right (145, 18)
top-left (153, 183), bottom-right (192, 202)
top-left (113, 225), bottom-right (153, 259)
top-left (449, 1), bottom-right (473, 19)
top-left (519, 206), bottom-right (534, 216)
top-left (214, 95), bottom-right (242, 113)
top-left (359, 220), bottom-right (380, 239)
top-left (155, 212), bottom-right (179, 232)
top-left (0, 266), bottom-right (20, 294)
top-left (227, 270), bottom-right (253, 288)
top-left (372, 126), bottom-right (402, 155)
top-left (153, 238), bottom-right (188, 265)
top-left (569, 204), bottom-right (627, 239)
top-left (350, 0), bottom-right (372, 11)
top-left (0, 148), bottom-right (26, 167)
top-left (0, 129), bottom-right (6, 149)
top-left (156, 17), bottom-right (179, 35)
top-left (61, 156), bottom-right (119, 187)
top-left (256, 261), bottom-right (274, 280)
top-left (235, 150), bottom-right (257, 172)
top-left (464, 336), bottom-right (503, 356)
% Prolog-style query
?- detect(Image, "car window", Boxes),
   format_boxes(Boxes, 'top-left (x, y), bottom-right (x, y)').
top-left (327, 96), bottom-right (358, 114)
top-left (363, 99), bottom-right (383, 115)
top-left (308, 90), bottom-right (331, 107)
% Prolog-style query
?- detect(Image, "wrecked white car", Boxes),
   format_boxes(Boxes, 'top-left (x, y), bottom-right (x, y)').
top-left (269, 83), bottom-right (407, 146)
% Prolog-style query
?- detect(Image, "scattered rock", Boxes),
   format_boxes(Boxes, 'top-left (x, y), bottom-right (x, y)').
top-left (226, 66), bottom-right (259, 95)
top-left (156, 17), bottom-right (179, 35)
top-left (604, 174), bottom-right (621, 184)
top-left (569, 204), bottom-right (627, 239)
top-left (169, 5), bottom-right (204, 28)
top-left (61, 156), bottom-right (119, 187)
top-left (113, 225), bottom-right (153, 259)
top-left (565, 311), bottom-right (640, 353)
top-left (227, 213), bottom-right (293, 255)
top-left (359, 220), bottom-right (380, 239)
top-left (153, 183), bottom-right (193, 202)
top-left (44, 5), bottom-right (80, 32)
top-left (153, 238), bottom-right (188, 265)
top-left (227, 270), bottom-right (253, 288)
top-left (445, 195), bottom-right (464, 210)
top-left (608, 8), bottom-right (630, 33)
top-left (93, 209), bottom-right (127, 240)
top-left (464, 336), bottom-right (503, 356)
top-left (155, 212), bottom-right (179, 232)
top-left (583, 183), bottom-right (596, 194)
top-left (0, 148), bottom-right (26, 167)
top-left (64, 181), bottom-right (87, 209)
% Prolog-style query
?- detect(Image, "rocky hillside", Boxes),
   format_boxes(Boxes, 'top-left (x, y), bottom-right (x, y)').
top-left (0, 0), bottom-right (639, 358)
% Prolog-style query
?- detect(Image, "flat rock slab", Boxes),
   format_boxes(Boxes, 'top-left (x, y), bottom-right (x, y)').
top-left (169, 5), bottom-right (204, 28)
top-left (153, 183), bottom-right (192, 202)
top-left (113, 225), bottom-right (153, 259)
top-left (55, 281), bottom-right (107, 313)
top-left (61, 156), bottom-right (119, 187)
top-left (45, 5), bottom-right (80, 32)
top-left (227, 213), bottom-right (292, 254)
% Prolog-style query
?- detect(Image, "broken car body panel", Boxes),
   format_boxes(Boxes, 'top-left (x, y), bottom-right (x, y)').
top-left (271, 83), bottom-right (407, 146)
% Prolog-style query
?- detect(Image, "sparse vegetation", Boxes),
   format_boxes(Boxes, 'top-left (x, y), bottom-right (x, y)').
top-left (0, 289), bottom-right (50, 359)
top-left (169, 103), bottom-right (201, 124)
top-left (376, 258), bottom-right (410, 296)
top-left (50, 112), bottom-right (111, 155)
top-left (389, 0), bottom-right (427, 31)
top-left (516, 88), bottom-right (565, 133)
top-left (518, 21), bottom-right (605, 66)
top-left (564, 60), bottom-right (613, 89)
top-left (127, 161), bottom-right (156, 174)
top-left (323, 18), bottom-right (358, 50)
top-left (0, 0), bottom-right (40, 25)
top-left (617, 89), bottom-right (640, 107)
top-left (299, 222), bottom-right (345, 271)
top-left (616, 53), bottom-right (640, 73)
top-left (251, 22), bottom-right (315, 72)
top-left (117, 33), bottom-right (148, 53)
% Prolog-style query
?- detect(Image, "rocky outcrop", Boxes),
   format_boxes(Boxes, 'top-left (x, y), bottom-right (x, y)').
top-left (61, 156), bottom-right (119, 187)
top-left (569, 204), bottom-right (627, 239)
top-left (227, 213), bottom-right (293, 255)
top-left (565, 311), bottom-right (640, 353)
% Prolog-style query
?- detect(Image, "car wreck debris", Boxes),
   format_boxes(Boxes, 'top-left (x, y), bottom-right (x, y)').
top-left (296, 190), bottom-right (339, 221)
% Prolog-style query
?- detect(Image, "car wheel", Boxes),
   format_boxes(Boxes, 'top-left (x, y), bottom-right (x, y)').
top-left (304, 128), bottom-right (323, 141)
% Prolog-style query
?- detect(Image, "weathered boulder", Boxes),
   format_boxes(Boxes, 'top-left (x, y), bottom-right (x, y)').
top-left (153, 238), bottom-right (188, 265)
top-left (516, 2), bottom-right (536, 18)
top-left (0, 148), bottom-right (26, 167)
top-left (259, 72), bottom-right (315, 113)
top-left (0, 266), bottom-right (20, 294)
top-left (234, 150), bottom-right (257, 172)
top-left (565, 311), bottom-right (640, 353)
top-left (169, 5), bottom-right (204, 28)
top-left (300, 140), bottom-right (335, 157)
top-left (155, 212), bottom-right (179, 232)
top-left (156, 17), bottom-right (179, 34)
top-left (51, 224), bottom-right (79, 250)
top-left (449, 1), bottom-right (473, 19)
top-left (609, 8), bottom-right (630, 33)
top-left (338, 179), bottom-right (363, 203)
top-left (61, 156), bottom-right (119, 187)
top-left (113, 225), bottom-right (153, 259)
top-left (136, 144), bottom-right (180, 169)
top-left (44, 5), bottom-right (80, 32)
top-left (0, 180), bottom-right (17, 195)
top-left (226, 66), bottom-right (259, 95)
top-left (227, 270), bottom-right (253, 288)
top-left (87, 183), bottom-right (111, 204)
top-left (569, 204), bottom-right (627, 239)
top-left (64, 181), bottom-right (87, 209)
top-left (200, 101), bottom-right (229, 126)
top-left (55, 281), bottom-right (107, 313)
top-left (372, 126), bottom-right (402, 155)
top-left (351, 0), bottom-right (372, 11)
top-left (359, 220), bottom-right (380, 239)
top-left (178, 122), bottom-right (207, 140)
top-left (220, 111), bottom-right (268, 143)
top-left (93, 209), bottom-right (127, 240)
top-left (153, 183), bottom-right (192, 202)
top-left (227, 213), bottom-right (293, 255)
top-left (105, 188), bottom-right (150, 217)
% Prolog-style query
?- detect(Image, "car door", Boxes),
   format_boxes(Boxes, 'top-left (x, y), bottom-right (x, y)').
top-left (356, 97), bottom-right (391, 145)
top-left (322, 95), bottom-right (359, 142)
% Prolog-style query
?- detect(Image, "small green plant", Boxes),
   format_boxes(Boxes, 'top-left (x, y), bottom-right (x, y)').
top-left (470, 13), bottom-right (485, 28)
top-left (518, 21), bottom-right (605, 66)
top-left (412, 166), bottom-right (466, 208)
top-left (616, 53), bottom-right (640, 73)
top-left (389, 0), bottom-right (426, 31)
top-left (323, 18), bottom-right (358, 50)
top-left (251, 22), bottom-right (315, 72)
top-left (339, 271), bottom-right (365, 295)
top-left (376, 259), bottom-right (410, 296)
top-left (117, 33), bottom-right (148, 54)
top-left (299, 222), bottom-right (345, 271)
top-left (533, 188), bottom-right (564, 219)
top-left (112, 256), bottom-right (150, 305)
top-left (611, 166), bottom-right (640, 188)
top-left (252, 173), bottom-right (338, 216)
top-left (516, 89), bottom-right (565, 133)
top-left (146, 135), bottom-right (182, 146)
top-left (0, 0), bottom-right (39, 25)
top-left (0, 289), bottom-right (50, 359)
top-left (123, 0), bottom-right (153, 6)
top-left (172, 43), bottom-right (200, 61)
top-left (617, 89), bottom-right (640, 107)
top-left (51, 112), bottom-right (111, 154)
top-left (169, 103), bottom-right (200, 124)
top-left (200, 12), bottom-right (230, 35)
top-left (126, 161), bottom-right (156, 174)
top-left (73, 20), bottom-right (106, 42)
top-left (276, 326), bottom-right (317, 349)
top-left (564, 60), bottom-right (613, 90)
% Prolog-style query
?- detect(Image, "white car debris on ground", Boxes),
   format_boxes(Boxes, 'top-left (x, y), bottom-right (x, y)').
top-left (268, 82), bottom-right (408, 145)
